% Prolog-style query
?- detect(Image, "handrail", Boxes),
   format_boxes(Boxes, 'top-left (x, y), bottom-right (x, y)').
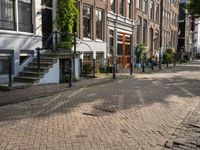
top-left (35, 31), bottom-right (77, 72)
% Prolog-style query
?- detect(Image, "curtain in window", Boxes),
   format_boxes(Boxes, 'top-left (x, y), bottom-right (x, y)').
top-left (0, 0), bottom-right (15, 30)
top-left (18, 0), bottom-right (32, 32)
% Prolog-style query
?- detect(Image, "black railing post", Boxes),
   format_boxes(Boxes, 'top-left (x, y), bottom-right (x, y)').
top-left (8, 57), bottom-right (12, 87)
top-left (107, 58), bottom-right (109, 75)
top-left (166, 62), bottom-right (168, 68)
top-left (69, 59), bottom-right (72, 87)
top-left (55, 31), bottom-right (58, 52)
top-left (93, 59), bottom-right (96, 78)
top-left (36, 47), bottom-right (40, 72)
top-left (79, 58), bottom-right (82, 78)
top-left (130, 63), bottom-right (133, 75)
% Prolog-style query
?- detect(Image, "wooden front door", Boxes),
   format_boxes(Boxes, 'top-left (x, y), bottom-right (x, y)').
top-left (117, 33), bottom-right (131, 68)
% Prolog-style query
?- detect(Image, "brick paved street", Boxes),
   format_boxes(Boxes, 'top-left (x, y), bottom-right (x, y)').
top-left (0, 61), bottom-right (200, 150)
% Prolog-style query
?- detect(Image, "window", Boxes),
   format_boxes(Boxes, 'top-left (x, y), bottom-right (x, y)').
top-left (155, 4), bottom-right (159, 22)
top-left (109, 30), bottom-right (114, 55)
top-left (0, 0), bottom-right (15, 30)
top-left (110, 0), bottom-right (115, 12)
top-left (18, 0), bottom-right (32, 32)
top-left (96, 52), bottom-right (104, 63)
top-left (127, 0), bottom-right (131, 18)
top-left (83, 53), bottom-right (92, 62)
top-left (137, 0), bottom-right (142, 9)
top-left (0, 58), bottom-right (9, 74)
top-left (83, 6), bottom-right (92, 38)
top-left (143, 0), bottom-right (148, 13)
top-left (143, 19), bottom-right (147, 45)
top-left (42, 0), bottom-right (52, 7)
top-left (96, 9), bottom-right (103, 40)
top-left (119, 0), bottom-right (125, 16)
top-left (136, 16), bottom-right (142, 44)
top-left (150, 1), bottom-right (154, 21)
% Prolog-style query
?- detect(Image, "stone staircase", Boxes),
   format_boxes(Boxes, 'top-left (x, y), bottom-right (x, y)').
top-left (14, 54), bottom-right (57, 83)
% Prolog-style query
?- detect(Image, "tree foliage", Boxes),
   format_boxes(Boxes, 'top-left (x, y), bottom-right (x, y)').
top-left (186, 0), bottom-right (200, 18)
top-left (56, 0), bottom-right (78, 33)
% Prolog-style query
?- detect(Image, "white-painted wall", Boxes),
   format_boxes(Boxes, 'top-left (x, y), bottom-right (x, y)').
top-left (77, 40), bottom-right (107, 60)
top-left (39, 59), bottom-right (60, 84)
top-left (0, 0), bottom-right (42, 83)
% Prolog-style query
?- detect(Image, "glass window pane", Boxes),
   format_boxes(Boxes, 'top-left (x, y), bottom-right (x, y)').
top-left (83, 6), bottom-right (92, 38)
top-left (0, 0), bottom-right (15, 30)
top-left (18, 1), bottom-right (33, 32)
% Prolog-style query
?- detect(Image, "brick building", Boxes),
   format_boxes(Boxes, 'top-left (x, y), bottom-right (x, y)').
top-left (107, 0), bottom-right (136, 69)
top-left (136, 0), bottom-right (161, 57)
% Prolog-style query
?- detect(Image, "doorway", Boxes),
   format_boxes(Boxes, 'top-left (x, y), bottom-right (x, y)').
top-left (117, 33), bottom-right (131, 69)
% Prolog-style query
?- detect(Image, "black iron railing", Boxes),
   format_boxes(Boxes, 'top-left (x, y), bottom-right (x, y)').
top-left (36, 31), bottom-right (77, 87)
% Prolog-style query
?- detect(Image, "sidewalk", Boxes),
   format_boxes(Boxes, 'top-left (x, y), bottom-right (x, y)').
top-left (0, 74), bottom-right (132, 106)
top-left (0, 62), bottom-right (183, 107)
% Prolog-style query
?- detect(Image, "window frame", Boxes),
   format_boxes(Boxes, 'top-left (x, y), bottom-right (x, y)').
top-left (18, 0), bottom-right (33, 33)
top-left (0, 0), bottom-right (16, 31)
top-left (83, 5), bottom-right (92, 39)
top-left (96, 9), bottom-right (104, 40)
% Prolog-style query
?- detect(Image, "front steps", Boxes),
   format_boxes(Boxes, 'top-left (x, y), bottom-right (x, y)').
top-left (14, 55), bottom-right (57, 84)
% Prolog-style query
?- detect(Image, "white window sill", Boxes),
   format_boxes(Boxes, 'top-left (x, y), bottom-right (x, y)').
top-left (95, 39), bottom-right (104, 42)
top-left (0, 30), bottom-right (34, 36)
top-left (83, 38), bottom-right (92, 41)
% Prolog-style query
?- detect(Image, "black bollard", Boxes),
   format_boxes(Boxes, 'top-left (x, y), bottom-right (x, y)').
top-left (8, 57), bottom-right (12, 87)
top-left (151, 60), bottom-right (154, 70)
top-left (142, 63), bottom-right (145, 72)
top-left (174, 60), bottom-right (176, 67)
top-left (130, 63), bottom-right (133, 75)
top-left (112, 58), bottom-right (116, 79)
top-left (107, 59), bottom-right (109, 75)
top-left (93, 59), bottom-right (96, 78)
top-left (69, 68), bottom-right (72, 87)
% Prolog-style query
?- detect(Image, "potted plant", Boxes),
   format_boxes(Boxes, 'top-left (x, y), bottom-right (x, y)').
top-left (57, 41), bottom-right (72, 53)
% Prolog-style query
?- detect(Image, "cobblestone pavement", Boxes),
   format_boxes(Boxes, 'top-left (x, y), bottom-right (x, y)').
top-left (0, 61), bottom-right (200, 150)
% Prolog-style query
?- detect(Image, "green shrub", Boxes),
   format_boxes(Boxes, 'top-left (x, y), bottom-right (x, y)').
top-left (136, 44), bottom-right (146, 63)
top-left (83, 62), bottom-right (93, 75)
top-left (163, 48), bottom-right (173, 63)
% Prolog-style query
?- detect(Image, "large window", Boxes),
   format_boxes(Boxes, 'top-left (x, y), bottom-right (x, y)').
top-left (96, 9), bottom-right (103, 40)
top-left (0, 0), bottom-right (15, 30)
top-left (137, 0), bottom-right (142, 9)
top-left (143, 19), bottom-right (147, 45)
top-left (143, 0), bottom-right (148, 13)
top-left (150, 1), bottom-right (154, 21)
top-left (127, 0), bottom-right (131, 18)
top-left (18, 0), bottom-right (32, 32)
top-left (136, 16), bottom-right (142, 44)
top-left (119, 0), bottom-right (125, 16)
top-left (83, 6), bottom-right (92, 38)
top-left (155, 4), bottom-right (159, 22)
top-left (110, 0), bottom-right (115, 12)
